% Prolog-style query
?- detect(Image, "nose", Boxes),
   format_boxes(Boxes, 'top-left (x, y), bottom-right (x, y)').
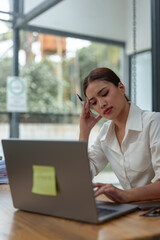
top-left (98, 98), bottom-right (107, 109)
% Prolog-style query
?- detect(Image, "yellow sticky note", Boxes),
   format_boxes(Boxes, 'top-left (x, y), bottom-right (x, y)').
top-left (32, 165), bottom-right (57, 196)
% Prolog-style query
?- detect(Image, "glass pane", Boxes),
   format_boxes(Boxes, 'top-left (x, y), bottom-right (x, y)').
top-left (0, 21), bottom-right (12, 111)
top-left (0, 0), bottom-right (12, 21)
top-left (0, 0), bottom-right (10, 12)
top-left (0, 15), bottom-right (12, 156)
top-left (131, 51), bottom-right (152, 110)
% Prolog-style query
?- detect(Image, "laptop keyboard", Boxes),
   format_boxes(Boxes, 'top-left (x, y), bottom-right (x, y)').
top-left (97, 207), bottom-right (116, 218)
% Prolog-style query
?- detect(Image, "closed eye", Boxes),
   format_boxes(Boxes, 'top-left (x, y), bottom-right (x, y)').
top-left (102, 90), bottom-right (109, 97)
top-left (90, 90), bottom-right (109, 106)
top-left (91, 101), bottom-right (97, 106)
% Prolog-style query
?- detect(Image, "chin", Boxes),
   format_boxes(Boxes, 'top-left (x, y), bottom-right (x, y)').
top-left (103, 115), bottom-right (112, 120)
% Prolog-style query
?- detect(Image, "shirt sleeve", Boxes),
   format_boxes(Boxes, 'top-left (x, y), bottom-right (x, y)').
top-left (149, 113), bottom-right (160, 182)
top-left (88, 125), bottom-right (109, 178)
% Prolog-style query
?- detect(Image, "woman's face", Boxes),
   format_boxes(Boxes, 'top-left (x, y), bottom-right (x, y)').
top-left (85, 80), bottom-right (127, 121)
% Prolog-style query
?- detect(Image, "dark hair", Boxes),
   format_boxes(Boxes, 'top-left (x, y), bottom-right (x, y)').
top-left (83, 67), bottom-right (121, 96)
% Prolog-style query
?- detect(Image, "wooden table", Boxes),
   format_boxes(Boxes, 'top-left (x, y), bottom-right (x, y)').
top-left (1, 184), bottom-right (160, 240)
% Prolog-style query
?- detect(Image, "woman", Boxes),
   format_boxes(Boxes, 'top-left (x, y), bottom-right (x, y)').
top-left (79, 67), bottom-right (160, 203)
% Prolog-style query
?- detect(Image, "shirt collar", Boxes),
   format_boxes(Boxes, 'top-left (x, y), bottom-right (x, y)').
top-left (100, 102), bottom-right (142, 142)
top-left (126, 102), bottom-right (142, 132)
top-left (100, 120), bottom-right (115, 142)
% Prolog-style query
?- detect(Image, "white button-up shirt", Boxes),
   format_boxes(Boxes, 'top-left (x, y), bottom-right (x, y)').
top-left (88, 103), bottom-right (160, 190)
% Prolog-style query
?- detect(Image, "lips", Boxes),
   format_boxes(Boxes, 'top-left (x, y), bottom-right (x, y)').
top-left (103, 107), bottom-right (113, 115)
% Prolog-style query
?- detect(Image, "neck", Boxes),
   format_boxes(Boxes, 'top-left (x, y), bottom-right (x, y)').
top-left (114, 101), bottom-right (130, 131)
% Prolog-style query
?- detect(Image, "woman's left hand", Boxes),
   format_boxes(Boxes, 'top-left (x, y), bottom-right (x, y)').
top-left (93, 183), bottom-right (130, 203)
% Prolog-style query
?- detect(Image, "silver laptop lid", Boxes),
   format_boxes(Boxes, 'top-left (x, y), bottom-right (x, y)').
top-left (2, 139), bottom-right (99, 224)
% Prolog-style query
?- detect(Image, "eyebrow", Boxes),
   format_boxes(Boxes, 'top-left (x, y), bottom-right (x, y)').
top-left (89, 87), bottom-right (108, 101)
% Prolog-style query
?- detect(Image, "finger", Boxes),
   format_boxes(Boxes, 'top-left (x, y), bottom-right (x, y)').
top-left (85, 98), bottom-right (91, 113)
top-left (81, 102), bottom-right (89, 116)
top-left (94, 184), bottom-right (115, 196)
top-left (82, 101), bottom-right (86, 110)
top-left (95, 185), bottom-right (124, 203)
top-left (95, 115), bottom-right (102, 122)
top-left (94, 186), bottom-right (107, 197)
top-left (93, 183), bottom-right (105, 188)
top-left (96, 115), bottom-right (102, 120)
top-left (93, 182), bottom-right (112, 188)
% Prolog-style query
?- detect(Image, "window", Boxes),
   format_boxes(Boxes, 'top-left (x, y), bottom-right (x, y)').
top-left (130, 51), bottom-right (152, 110)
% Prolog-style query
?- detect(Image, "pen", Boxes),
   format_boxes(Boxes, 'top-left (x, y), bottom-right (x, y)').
top-left (77, 93), bottom-right (94, 115)
top-left (77, 94), bottom-right (84, 105)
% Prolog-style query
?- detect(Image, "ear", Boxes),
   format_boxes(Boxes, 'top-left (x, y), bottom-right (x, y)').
top-left (118, 82), bottom-right (125, 94)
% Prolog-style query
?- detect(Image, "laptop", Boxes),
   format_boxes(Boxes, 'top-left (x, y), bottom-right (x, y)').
top-left (2, 139), bottom-right (138, 224)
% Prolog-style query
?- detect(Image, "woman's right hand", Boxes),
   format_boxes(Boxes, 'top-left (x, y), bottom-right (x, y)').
top-left (79, 99), bottom-right (102, 142)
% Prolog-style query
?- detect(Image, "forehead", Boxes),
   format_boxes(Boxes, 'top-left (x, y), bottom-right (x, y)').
top-left (86, 80), bottom-right (113, 98)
